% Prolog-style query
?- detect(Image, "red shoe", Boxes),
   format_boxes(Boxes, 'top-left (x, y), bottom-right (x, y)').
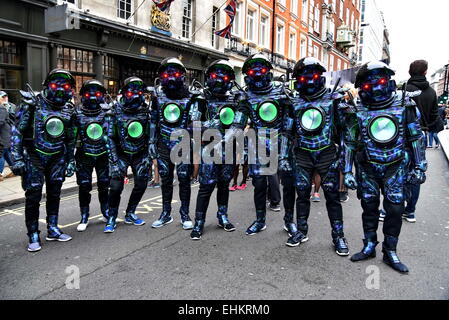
top-left (229, 184), bottom-right (238, 192)
top-left (236, 183), bottom-right (247, 190)
top-left (124, 177), bottom-right (129, 185)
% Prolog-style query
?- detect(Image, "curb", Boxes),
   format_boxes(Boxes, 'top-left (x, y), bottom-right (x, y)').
top-left (0, 183), bottom-right (94, 209)
top-left (0, 173), bottom-right (135, 209)
top-left (438, 130), bottom-right (449, 163)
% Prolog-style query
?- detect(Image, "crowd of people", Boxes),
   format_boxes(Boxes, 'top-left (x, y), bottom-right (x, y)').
top-left (4, 53), bottom-right (446, 275)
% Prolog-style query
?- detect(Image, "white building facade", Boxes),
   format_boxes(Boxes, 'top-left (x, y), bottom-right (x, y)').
top-left (357, 0), bottom-right (385, 64)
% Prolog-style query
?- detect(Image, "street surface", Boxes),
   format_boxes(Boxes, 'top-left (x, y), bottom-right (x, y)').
top-left (1, 149), bottom-right (448, 300)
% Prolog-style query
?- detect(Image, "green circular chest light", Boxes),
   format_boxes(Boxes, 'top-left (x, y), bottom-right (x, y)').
top-left (163, 103), bottom-right (181, 123)
top-left (370, 117), bottom-right (398, 142)
top-left (301, 108), bottom-right (324, 131)
top-left (258, 102), bottom-right (278, 123)
top-left (86, 123), bottom-right (103, 141)
top-left (45, 117), bottom-right (65, 137)
top-left (127, 121), bottom-right (144, 139)
top-left (219, 107), bottom-right (235, 126)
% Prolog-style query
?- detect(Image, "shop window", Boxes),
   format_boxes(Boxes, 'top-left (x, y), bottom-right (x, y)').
top-left (56, 46), bottom-right (94, 96)
top-left (57, 47), bottom-right (93, 74)
top-left (0, 40), bottom-right (21, 65)
top-left (0, 40), bottom-right (24, 104)
top-left (103, 55), bottom-right (120, 97)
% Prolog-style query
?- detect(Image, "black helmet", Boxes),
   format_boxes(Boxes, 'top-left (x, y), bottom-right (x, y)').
top-left (79, 79), bottom-right (106, 96)
top-left (158, 57), bottom-right (187, 75)
top-left (205, 59), bottom-right (235, 79)
top-left (355, 61), bottom-right (395, 88)
top-left (43, 68), bottom-right (76, 87)
top-left (242, 53), bottom-right (272, 74)
top-left (292, 57), bottom-right (327, 77)
top-left (120, 76), bottom-right (145, 93)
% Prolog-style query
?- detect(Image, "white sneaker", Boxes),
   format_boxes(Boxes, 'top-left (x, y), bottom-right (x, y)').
top-left (77, 222), bottom-right (88, 232)
top-left (182, 220), bottom-right (194, 230)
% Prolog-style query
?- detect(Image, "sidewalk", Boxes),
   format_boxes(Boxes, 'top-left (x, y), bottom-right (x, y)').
top-left (0, 167), bottom-right (96, 208)
top-left (438, 129), bottom-right (449, 163)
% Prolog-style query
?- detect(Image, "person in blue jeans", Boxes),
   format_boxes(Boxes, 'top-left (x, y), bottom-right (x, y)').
top-left (427, 131), bottom-right (440, 148)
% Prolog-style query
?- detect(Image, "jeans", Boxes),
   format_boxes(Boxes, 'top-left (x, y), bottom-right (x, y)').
top-left (428, 132), bottom-right (440, 147)
top-left (0, 148), bottom-right (13, 174)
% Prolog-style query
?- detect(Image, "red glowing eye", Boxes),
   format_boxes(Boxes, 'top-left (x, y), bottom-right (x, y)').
top-left (378, 78), bottom-right (387, 85)
top-left (163, 73), bottom-right (169, 79)
top-left (64, 84), bottom-right (71, 90)
top-left (300, 76), bottom-right (306, 82)
top-left (313, 74), bottom-right (320, 80)
top-left (50, 83), bottom-right (57, 90)
top-left (138, 91), bottom-right (143, 95)
top-left (261, 68), bottom-right (267, 74)
top-left (126, 91), bottom-right (133, 97)
top-left (211, 73), bottom-right (217, 79)
top-left (224, 76), bottom-right (229, 81)
top-left (248, 70), bottom-right (255, 76)
top-left (175, 72), bottom-right (180, 77)
top-left (363, 84), bottom-right (371, 91)
top-left (84, 93), bottom-right (90, 98)
top-left (95, 92), bottom-right (102, 97)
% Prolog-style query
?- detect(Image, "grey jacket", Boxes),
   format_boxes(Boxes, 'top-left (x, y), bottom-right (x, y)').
top-left (0, 104), bottom-right (12, 152)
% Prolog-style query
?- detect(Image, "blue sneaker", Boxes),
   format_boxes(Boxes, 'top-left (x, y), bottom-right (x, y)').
top-left (403, 212), bottom-right (416, 223)
top-left (246, 221), bottom-right (267, 236)
top-left (104, 217), bottom-right (117, 233)
top-left (27, 232), bottom-right (42, 252)
top-left (379, 209), bottom-right (386, 222)
top-left (125, 213), bottom-right (146, 226)
top-left (46, 226), bottom-right (72, 242)
top-left (152, 212), bottom-right (173, 228)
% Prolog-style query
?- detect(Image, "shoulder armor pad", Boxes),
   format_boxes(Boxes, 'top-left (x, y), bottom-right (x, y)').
top-left (19, 90), bottom-right (35, 106)
top-left (338, 101), bottom-right (357, 113)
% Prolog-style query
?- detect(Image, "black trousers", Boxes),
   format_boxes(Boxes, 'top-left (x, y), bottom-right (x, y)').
top-left (108, 151), bottom-right (150, 216)
top-left (252, 175), bottom-right (270, 213)
top-left (195, 181), bottom-right (230, 220)
top-left (23, 151), bottom-right (65, 232)
top-left (267, 173), bottom-right (281, 206)
top-left (282, 145), bottom-right (342, 226)
top-left (76, 152), bottom-right (109, 210)
top-left (25, 181), bottom-right (63, 229)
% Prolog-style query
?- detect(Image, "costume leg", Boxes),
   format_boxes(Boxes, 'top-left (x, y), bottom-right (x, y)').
top-left (152, 156), bottom-right (175, 228)
top-left (76, 152), bottom-right (94, 224)
top-left (294, 165), bottom-right (313, 236)
top-left (177, 162), bottom-right (193, 223)
top-left (280, 171), bottom-right (296, 232)
top-left (45, 155), bottom-right (71, 241)
top-left (216, 164), bottom-right (235, 231)
top-left (126, 154), bottom-right (150, 215)
top-left (246, 173), bottom-right (268, 235)
top-left (95, 154), bottom-right (110, 218)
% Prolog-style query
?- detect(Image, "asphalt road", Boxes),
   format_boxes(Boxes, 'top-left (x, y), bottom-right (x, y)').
top-left (1, 149), bottom-right (448, 300)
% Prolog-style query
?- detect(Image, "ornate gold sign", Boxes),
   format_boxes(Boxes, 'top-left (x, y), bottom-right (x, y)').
top-left (151, 4), bottom-right (171, 32)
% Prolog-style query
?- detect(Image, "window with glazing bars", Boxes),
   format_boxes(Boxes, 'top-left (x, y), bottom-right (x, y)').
top-left (0, 40), bottom-right (21, 65)
top-left (182, 0), bottom-right (193, 38)
top-left (117, 0), bottom-right (132, 20)
top-left (56, 47), bottom-right (93, 74)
